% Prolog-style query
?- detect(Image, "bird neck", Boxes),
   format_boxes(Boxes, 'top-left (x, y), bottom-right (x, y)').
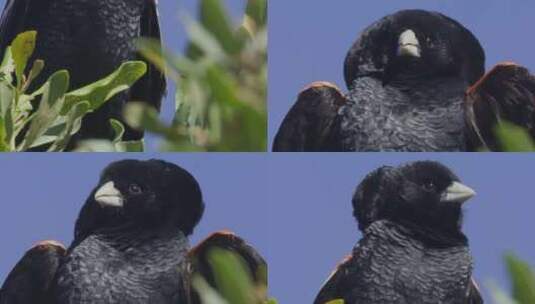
top-left (352, 74), bottom-right (468, 101)
top-left (404, 221), bottom-right (466, 247)
top-left (347, 75), bottom-right (469, 122)
top-left (368, 219), bottom-right (467, 247)
top-left (72, 222), bottom-right (186, 252)
top-left (393, 76), bottom-right (468, 97)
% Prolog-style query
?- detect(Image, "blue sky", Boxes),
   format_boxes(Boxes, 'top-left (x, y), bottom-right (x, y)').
top-left (268, 153), bottom-right (535, 303)
top-left (0, 153), bottom-right (268, 288)
top-left (269, 1), bottom-right (535, 148)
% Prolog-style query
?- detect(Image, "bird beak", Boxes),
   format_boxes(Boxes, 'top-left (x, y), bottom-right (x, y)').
top-left (397, 29), bottom-right (421, 58)
top-left (94, 181), bottom-right (124, 207)
top-left (440, 182), bottom-right (476, 204)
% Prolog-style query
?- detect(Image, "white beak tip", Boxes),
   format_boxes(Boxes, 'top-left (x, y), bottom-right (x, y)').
top-left (397, 29), bottom-right (421, 58)
top-left (94, 181), bottom-right (124, 207)
top-left (441, 181), bottom-right (476, 204)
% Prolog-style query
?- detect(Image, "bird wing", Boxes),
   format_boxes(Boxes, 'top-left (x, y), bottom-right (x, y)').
top-left (0, 0), bottom-right (32, 58)
top-left (464, 62), bottom-right (535, 151)
top-left (313, 255), bottom-right (354, 304)
top-left (125, 0), bottom-right (167, 140)
top-left (466, 277), bottom-right (483, 304)
top-left (189, 231), bottom-right (267, 304)
top-left (175, 254), bottom-right (193, 304)
top-left (0, 240), bottom-right (66, 304)
top-left (273, 81), bottom-right (347, 151)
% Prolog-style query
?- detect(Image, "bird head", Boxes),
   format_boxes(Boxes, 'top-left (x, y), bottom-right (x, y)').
top-left (344, 10), bottom-right (485, 89)
top-left (74, 159), bottom-right (204, 240)
top-left (353, 161), bottom-right (475, 234)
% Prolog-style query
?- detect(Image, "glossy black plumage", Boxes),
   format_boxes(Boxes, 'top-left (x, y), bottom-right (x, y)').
top-left (314, 161), bottom-right (482, 304)
top-left (274, 9), bottom-right (535, 152)
top-left (0, 0), bottom-right (166, 143)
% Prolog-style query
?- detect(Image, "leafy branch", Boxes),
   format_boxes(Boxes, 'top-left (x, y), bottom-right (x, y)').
top-left (134, 0), bottom-right (267, 151)
top-left (193, 248), bottom-right (276, 304)
top-left (491, 254), bottom-right (535, 304)
top-left (0, 31), bottom-right (146, 152)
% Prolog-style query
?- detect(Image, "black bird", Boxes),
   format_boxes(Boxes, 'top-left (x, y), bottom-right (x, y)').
top-left (1, 159), bottom-right (201, 304)
top-left (314, 161), bottom-right (482, 304)
top-left (0, 0), bottom-right (166, 143)
top-left (0, 159), bottom-right (266, 304)
top-left (273, 9), bottom-right (535, 152)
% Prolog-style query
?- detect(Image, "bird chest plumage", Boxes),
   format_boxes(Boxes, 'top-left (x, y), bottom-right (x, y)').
top-left (53, 230), bottom-right (190, 304)
top-left (347, 221), bottom-right (473, 304)
top-left (338, 77), bottom-right (468, 151)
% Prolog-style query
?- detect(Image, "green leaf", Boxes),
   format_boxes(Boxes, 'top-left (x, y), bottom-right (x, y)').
top-left (135, 38), bottom-right (168, 77)
top-left (177, 78), bottom-right (207, 127)
top-left (21, 70), bottom-right (69, 150)
top-left (16, 90), bottom-right (34, 114)
top-left (0, 47), bottom-right (15, 84)
top-left (0, 81), bottom-right (14, 119)
top-left (3, 103), bottom-right (15, 149)
top-left (245, 0), bottom-right (267, 27)
top-left (63, 61), bottom-right (147, 113)
top-left (0, 116), bottom-right (8, 151)
top-left (505, 254), bottom-right (535, 304)
top-left (325, 300), bottom-right (345, 304)
top-left (205, 65), bottom-right (239, 105)
top-left (73, 138), bottom-right (143, 152)
top-left (495, 121), bottom-right (535, 151)
top-left (208, 248), bottom-right (256, 304)
top-left (199, 0), bottom-right (243, 54)
top-left (107, 118), bottom-right (144, 152)
top-left (124, 102), bottom-right (180, 140)
top-left (11, 31), bottom-right (37, 86)
top-left (115, 139), bottom-right (144, 152)
top-left (181, 13), bottom-right (227, 62)
top-left (47, 100), bottom-right (90, 151)
top-left (110, 119), bottom-right (125, 143)
top-left (488, 280), bottom-right (518, 304)
top-left (137, 38), bottom-right (199, 81)
top-left (22, 59), bottom-right (45, 93)
top-left (192, 275), bottom-right (229, 304)
top-left (74, 139), bottom-right (119, 152)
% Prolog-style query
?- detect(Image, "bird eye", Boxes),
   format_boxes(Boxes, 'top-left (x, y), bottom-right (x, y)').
top-left (129, 184), bottom-right (142, 194)
top-left (422, 179), bottom-right (436, 191)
